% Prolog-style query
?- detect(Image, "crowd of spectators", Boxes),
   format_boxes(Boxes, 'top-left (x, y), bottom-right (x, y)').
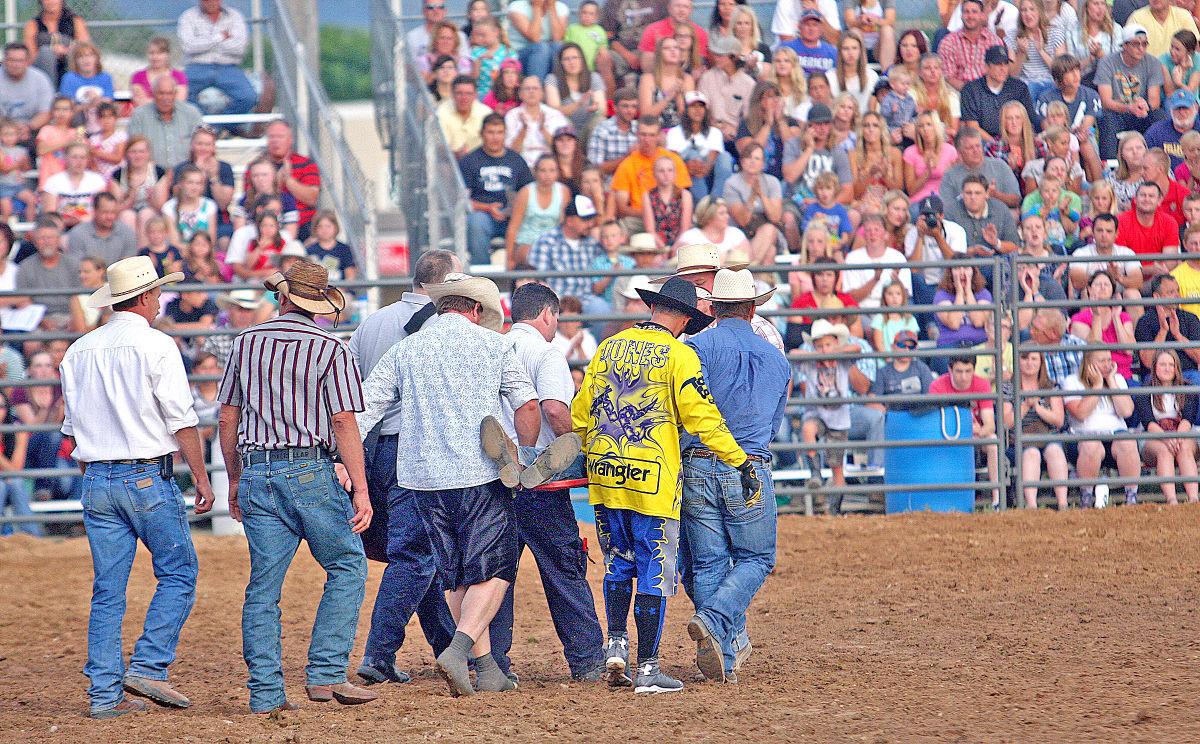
top-left (432, 0), bottom-right (1200, 512)
top-left (0, 1), bottom-right (356, 533)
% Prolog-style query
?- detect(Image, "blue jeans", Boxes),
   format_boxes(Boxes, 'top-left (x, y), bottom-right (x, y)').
top-left (849, 404), bottom-right (885, 468)
top-left (362, 435), bottom-right (456, 665)
top-left (1098, 108), bottom-right (1166, 159)
top-left (0, 476), bottom-right (40, 536)
top-left (689, 151), bottom-right (735, 201)
top-left (27, 430), bottom-right (78, 498)
top-left (467, 210), bottom-right (508, 266)
top-left (517, 445), bottom-right (585, 478)
top-left (185, 63), bottom-right (257, 116)
top-left (81, 462), bottom-right (198, 713)
top-left (681, 456), bottom-right (777, 674)
top-left (518, 42), bottom-right (558, 80)
top-left (910, 271), bottom-right (937, 338)
top-left (579, 293), bottom-right (612, 341)
top-left (239, 456), bottom-right (367, 712)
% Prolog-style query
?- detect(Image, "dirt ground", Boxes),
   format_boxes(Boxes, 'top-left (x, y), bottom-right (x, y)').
top-left (3, 507), bottom-right (1200, 743)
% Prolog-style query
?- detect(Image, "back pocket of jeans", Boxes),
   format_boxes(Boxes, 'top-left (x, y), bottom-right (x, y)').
top-left (124, 474), bottom-right (165, 513)
top-left (286, 463), bottom-right (333, 508)
top-left (721, 473), bottom-right (763, 524)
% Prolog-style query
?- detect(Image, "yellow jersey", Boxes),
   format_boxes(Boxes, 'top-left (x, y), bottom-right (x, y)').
top-left (571, 323), bottom-right (746, 519)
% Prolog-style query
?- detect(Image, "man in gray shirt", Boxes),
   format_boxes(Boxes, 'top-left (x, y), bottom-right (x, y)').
top-left (939, 126), bottom-right (1021, 210)
top-left (0, 43), bottom-right (53, 141)
top-left (127, 76), bottom-right (203, 167)
top-left (66, 193), bottom-right (137, 267)
top-left (1095, 23), bottom-right (1166, 159)
top-left (16, 218), bottom-right (81, 318)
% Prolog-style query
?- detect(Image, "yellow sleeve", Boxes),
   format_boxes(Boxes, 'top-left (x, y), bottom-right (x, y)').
top-left (672, 344), bottom-right (746, 468)
top-left (571, 354), bottom-right (599, 441)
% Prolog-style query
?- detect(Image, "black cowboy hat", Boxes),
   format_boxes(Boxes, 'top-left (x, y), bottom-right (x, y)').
top-left (636, 276), bottom-right (714, 336)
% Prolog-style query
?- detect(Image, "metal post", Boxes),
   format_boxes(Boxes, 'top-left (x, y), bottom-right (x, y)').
top-left (1008, 253), bottom-right (1023, 510)
top-left (251, 0), bottom-right (264, 80)
top-left (425, 116), bottom-right (442, 251)
top-left (4, 0), bottom-right (14, 44)
top-left (294, 42), bottom-right (309, 156)
top-left (363, 181), bottom-right (380, 314)
top-left (992, 253), bottom-right (1009, 510)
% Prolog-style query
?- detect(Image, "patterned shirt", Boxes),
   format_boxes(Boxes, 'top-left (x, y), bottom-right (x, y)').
top-left (1044, 332), bottom-right (1086, 386)
top-left (527, 226), bottom-right (601, 300)
top-left (217, 312), bottom-right (364, 452)
top-left (586, 116), bottom-right (638, 168)
top-left (356, 312), bottom-right (537, 491)
top-left (937, 28), bottom-right (1003, 87)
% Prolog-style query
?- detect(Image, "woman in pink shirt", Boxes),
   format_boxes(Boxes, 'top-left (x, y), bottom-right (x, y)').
top-left (902, 110), bottom-right (957, 204)
top-left (1070, 270), bottom-right (1136, 380)
top-left (130, 37), bottom-right (188, 108)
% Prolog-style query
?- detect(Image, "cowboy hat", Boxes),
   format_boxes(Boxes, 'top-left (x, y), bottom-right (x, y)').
top-left (620, 274), bottom-right (656, 300)
top-left (424, 272), bottom-right (504, 332)
top-left (264, 259), bottom-right (346, 316)
top-left (802, 318), bottom-right (851, 346)
top-left (217, 288), bottom-right (266, 311)
top-left (636, 276), bottom-right (714, 335)
top-left (708, 268), bottom-right (776, 306)
top-left (270, 241), bottom-right (308, 265)
top-left (723, 248), bottom-right (751, 271)
top-left (87, 255), bottom-right (184, 309)
top-left (620, 232), bottom-right (665, 255)
top-left (651, 242), bottom-right (719, 283)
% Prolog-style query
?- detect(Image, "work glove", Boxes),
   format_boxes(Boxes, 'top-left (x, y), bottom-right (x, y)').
top-left (738, 460), bottom-right (762, 508)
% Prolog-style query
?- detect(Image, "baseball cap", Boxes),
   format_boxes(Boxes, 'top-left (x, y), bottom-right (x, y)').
top-left (799, 8), bottom-right (824, 23)
top-left (918, 195), bottom-right (944, 215)
top-left (566, 194), bottom-right (597, 219)
top-left (807, 103), bottom-right (832, 124)
top-left (553, 124), bottom-right (577, 139)
top-left (1170, 89), bottom-right (1197, 110)
top-left (984, 44), bottom-right (1010, 65)
top-left (684, 90), bottom-right (709, 107)
top-left (1121, 23), bottom-right (1149, 47)
top-left (893, 330), bottom-right (918, 350)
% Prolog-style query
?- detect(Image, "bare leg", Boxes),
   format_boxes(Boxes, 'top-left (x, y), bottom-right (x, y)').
top-left (1022, 446), bottom-right (1041, 509)
top-left (1146, 441), bottom-right (1177, 504)
top-left (1180, 441), bottom-right (1199, 503)
top-left (1044, 444), bottom-right (1070, 510)
top-left (877, 26), bottom-right (897, 70)
top-left (455, 578), bottom-right (510, 657)
top-left (749, 223), bottom-right (779, 266)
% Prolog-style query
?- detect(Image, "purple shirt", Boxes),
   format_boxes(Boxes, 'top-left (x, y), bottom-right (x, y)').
top-left (933, 287), bottom-right (992, 348)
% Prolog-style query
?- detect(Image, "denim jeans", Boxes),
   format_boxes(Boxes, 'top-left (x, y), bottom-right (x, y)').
top-left (27, 430), bottom-right (77, 498)
top-left (518, 42), bottom-right (558, 80)
top-left (362, 435), bottom-right (456, 665)
top-left (239, 456), bottom-right (367, 712)
top-left (185, 63), bottom-right (257, 117)
top-left (1098, 108), bottom-right (1166, 159)
top-left (579, 293), bottom-right (613, 341)
top-left (81, 461), bottom-right (198, 713)
top-left (688, 150), bottom-right (735, 202)
top-left (681, 456), bottom-right (777, 674)
top-left (467, 210), bottom-right (508, 265)
top-left (849, 404), bottom-right (885, 468)
top-left (517, 446), bottom-right (585, 478)
top-left (0, 476), bottom-right (40, 536)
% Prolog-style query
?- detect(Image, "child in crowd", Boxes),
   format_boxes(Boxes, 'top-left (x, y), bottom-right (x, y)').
top-left (552, 294), bottom-right (599, 360)
top-left (878, 70), bottom-right (917, 146)
top-left (163, 164), bottom-right (218, 246)
top-left (88, 102), bottom-right (126, 182)
top-left (564, 1), bottom-right (608, 72)
top-left (139, 215), bottom-right (184, 276)
top-left (1021, 175), bottom-right (1080, 254)
top-left (869, 330), bottom-right (935, 411)
top-left (1174, 131), bottom-right (1200, 194)
top-left (0, 119), bottom-right (35, 220)
top-left (183, 231), bottom-right (224, 284)
top-left (471, 17), bottom-right (516, 99)
top-left (483, 58), bottom-right (523, 114)
top-left (801, 172), bottom-right (853, 249)
top-left (1079, 178), bottom-right (1116, 245)
top-left (590, 221), bottom-right (637, 308)
top-left (304, 210), bottom-right (358, 281)
top-left (871, 280), bottom-right (918, 352)
top-left (1024, 125), bottom-right (1085, 195)
top-left (930, 356), bottom-right (999, 509)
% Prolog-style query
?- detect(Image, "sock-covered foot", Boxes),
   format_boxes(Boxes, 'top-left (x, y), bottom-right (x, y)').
top-left (474, 653), bottom-right (516, 692)
top-left (435, 631), bottom-right (476, 697)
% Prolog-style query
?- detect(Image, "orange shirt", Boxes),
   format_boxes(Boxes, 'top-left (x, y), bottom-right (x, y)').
top-left (611, 148), bottom-right (692, 211)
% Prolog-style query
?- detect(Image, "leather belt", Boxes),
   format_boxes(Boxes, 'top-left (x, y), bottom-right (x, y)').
top-left (92, 455), bottom-right (169, 466)
top-left (684, 449), bottom-right (771, 463)
top-left (242, 447), bottom-right (328, 466)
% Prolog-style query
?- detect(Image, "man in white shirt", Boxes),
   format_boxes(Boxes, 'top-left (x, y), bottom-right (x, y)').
top-left (903, 195), bottom-right (968, 327)
top-left (946, 0), bottom-right (1019, 44)
top-left (1069, 213), bottom-right (1144, 298)
top-left (177, 0), bottom-right (257, 120)
top-left (841, 213), bottom-right (913, 310)
top-left (406, 0), bottom-right (469, 61)
top-left (483, 282), bottom-right (603, 683)
top-left (60, 256), bottom-right (214, 719)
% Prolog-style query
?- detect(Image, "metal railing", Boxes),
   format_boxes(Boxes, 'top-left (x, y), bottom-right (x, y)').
top-left (372, 0), bottom-right (469, 261)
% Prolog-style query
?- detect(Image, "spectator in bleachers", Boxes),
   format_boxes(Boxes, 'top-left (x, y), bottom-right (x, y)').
top-left (1146, 89), bottom-right (1200, 168)
top-left (178, 0), bottom-right (257, 122)
top-left (740, 81), bottom-right (800, 185)
top-left (1127, 0), bottom-right (1197, 57)
top-left (565, 0), bottom-right (612, 86)
top-left (587, 86), bottom-right (639, 177)
top-left (673, 196), bottom-right (747, 262)
top-left (591, 223), bottom-right (635, 306)
top-left (67, 255), bottom-right (105, 334)
top-left (65, 192), bottom-right (135, 267)
top-left (529, 194), bottom-right (604, 322)
top-left (762, 46), bottom-right (808, 120)
top-left (34, 95), bottom-right (76, 187)
top-left (263, 120), bottom-right (321, 240)
top-left (940, 127), bottom-right (1022, 210)
top-left (782, 104), bottom-right (849, 204)
top-left (202, 289), bottom-right (264, 366)
top-left (138, 216), bottom-right (183, 277)
top-left (723, 141), bottom-right (786, 265)
top-left (827, 30), bottom-right (878, 113)
top-left (1107, 131), bottom-right (1147, 213)
top-left (944, 174), bottom-right (1021, 257)
top-left (696, 36), bottom-right (754, 141)
top-left (505, 75), bottom-right (570, 167)
top-left (12, 350), bottom-right (74, 501)
top-left (23, 0), bottom-right (89, 86)
top-left (305, 210), bottom-right (357, 282)
top-left (1071, 270), bottom-right (1137, 380)
top-left (1144, 147), bottom-right (1191, 227)
top-left (1065, 0), bottom-right (1120, 85)
top-left (1136, 272), bottom-right (1200, 382)
top-left (611, 115), bottom-right (689, 233)
top-left (904, 194), bottom-right (966, 324)
top-left (1024, 126), bottom-right (1086, 194)
top-left (869, 330), bottom-right (934, 409)
top-left (599, 0), bottom-right (665, 87)
top-left (546, 43), bottom-right (606, 139)
top-left (851, 111), bottom-right (902, 213)
top-left (183, 231), bottom-right (222, 283)
top-left (642, 155), bottom-right (692, 248)
top-left (410, 0), bottom-right (469, 62)
top-left (0, 118), bottom-right (36, 221)
top-left (0, 42), bottom-right (53, 146)
top-left (938, 0), bottom-right (1004, 90)
top-left (236, 210), bottom-right (298, 280)
top-left (841, 213), bottom-right (912, 310)
top-left (578, 163), bottom-right (608, 221)
top-left (0, 391), bottom-right (37, 537)
top-left (1161, 29), bottom-right (1200, 96)
top-left (551, 293), bottom-right (599, 360)
top-left (903, 111), bottom-right (955, 206)
top-left (933, 263), bottom-right (991, 362)
top-left (1063, 349), bottom-right (1140, 507)
top-left (1118, 181), bottom-right (1182, 264)
top-left (795, 319), bottom-right (862, 514)
top-left (639, 36), bottom-right (694, 130)
top-left (780, 11), bottom-right (838, 74)
top-left (59, 41), bottom-right (111, 125)
top-left (163, 164), bottom-right (218, 249)
top-left (506, 153), bottom-right (570, 268)
top-left (1034, 56), bottom-right (1103, 178)
top-left (230, 156), bottom-right (297, 236)
top-left (108, 136), bottom-right (164, 245)
top-left (88, 102), bottom-right (126, 182)
top-left (638, 0), bottom-right (707, 73)
top-left (128, 75), bottom-right (203, 169)
top-left (787, 262), bottom-right (863, 348)
top-left (1004, 1), bottom-right (1062, 104)
top-left (550, 125), bottom-right (584, 191)
top-left (461, 113), bottom-right (533, 264)
top-left (1171, 224), bottom-right (1200, 313)
top-left (471, 17), bottom-right (516, 101)
top-left (871, 278), bottom-right (918, 351)
top-left (1004, 349), bottom-right (1069, 509)
top-left (913, 52), bottom-right (961, 137)
top-left (131, 37), bottom-right (189, 109)
top-left (438, 75), bottom-right (492, 158)
top-left (41, 142), bottom-right (104, 228)
top-left (931, 355), bottom-right (1000, 508)
top-left (1096, 24), bottom-right (1167, 159)
top-left (1070, 213), bottom-right (1143, 298)
top-left (419, 21), bottom-right (474, 82)
top-left (507, 0), bottom-right (568, 80)
top-left (986, 101), bottom-right (1036, 186)
top-left (429, 54), bottom-right (460, 102)
top-left (666, 91), bottom-right (732, 201)
top-left (1135, 349), bottom-right (1199, 503)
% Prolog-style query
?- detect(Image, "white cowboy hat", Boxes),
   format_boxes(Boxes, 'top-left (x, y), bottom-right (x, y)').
top-left (269, 241), bottom-right (308, 265)
top-left (620, 274), bottom-right (656, 301)
top-left (620, 232), bottom-right (665, 254)
top-left (217, 288), bottom-right (266, 311)
top-left (263, 259), bottom-right (346, 316)
top-left (723, 248), bottom-right (751, 271)
top-left (424, 272), bottom-right (504, 332)
top-left (708, 269), bottom-right (776, 306)
top-left (87, 255), bottom-right (184, 309)
top-left (802, 318), bottom-right (851, 346)
top-left (652, 242), bottom-right (719, 283)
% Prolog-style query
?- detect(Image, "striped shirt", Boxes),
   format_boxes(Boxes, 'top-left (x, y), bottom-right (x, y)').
top-left (217, 312), bottom-right (364, 452)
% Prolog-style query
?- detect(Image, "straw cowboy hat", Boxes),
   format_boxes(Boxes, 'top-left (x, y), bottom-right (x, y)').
top-left (723, 248), bottom-right (751, 271)
top-left (620, 274), bottom-right (656, 300)
top-left (87, 255), bottom-right (183, 309)
top-left (708, 268), bottom-right (776, 306)
top-left (803, 318), bottom-right (851, 346)
top-left (636, 276), bottom-right (714, 335)
top-left (620, 233), bottom-right (665, 255)
top-left (264, 259), bottom-right (346, 316)
top-left (217, 288), bottom-right (266, 311)
top-left (424, 272), bottom-right (504, 332)
top-left (652, 242), bottom-right (719, 283)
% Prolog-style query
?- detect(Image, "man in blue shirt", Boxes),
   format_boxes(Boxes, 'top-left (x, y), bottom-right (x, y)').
top-left (781, 10), bottom-right (837, 75)
top-left (681, 269), bottom-right (790, 684)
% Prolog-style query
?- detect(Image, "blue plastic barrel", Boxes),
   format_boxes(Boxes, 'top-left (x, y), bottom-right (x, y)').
top-left (884, 407), bottom-right (976, 513)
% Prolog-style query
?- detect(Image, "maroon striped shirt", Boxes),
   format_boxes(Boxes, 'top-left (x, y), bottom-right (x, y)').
top-left (218, 312), bottom-right (363, 451)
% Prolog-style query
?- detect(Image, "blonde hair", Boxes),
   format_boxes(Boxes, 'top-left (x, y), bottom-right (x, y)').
top-left (1016, 0), bottom-right (1050, 41)
top-left (914, 110), bottom-right (945, 158)
top-left (913, 53), bottom-right (958, 128)
top-left (854, 110), bottom-right (894, 163)
top-left (672, 22), bottom-right (703, 71)
top-left (832, 91), bottom-right (861, 131)
top-left (730, 6), bottom-right (762, 51)
top-left (1086, 179), bottom-right (1116, 218)
top-left (1079, 349), bottom-right (1111, 389)
top-left (693, 196), bottom-right (726, 228)
top-left (1115, 131), bottom-right (1147, 180)
top-left (71, 41), bottom-right (103, 73)
top-left (763, 46), bottom-right (808, 110)
top-left (834, 30), bottom-right (870, 94)
top-left (1180, 129), bottom-right (1200, 150)
top-left (1000, 100), bottom-right (1034, 164)
top-left (1041, 100), bottom-right (1069, 131)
